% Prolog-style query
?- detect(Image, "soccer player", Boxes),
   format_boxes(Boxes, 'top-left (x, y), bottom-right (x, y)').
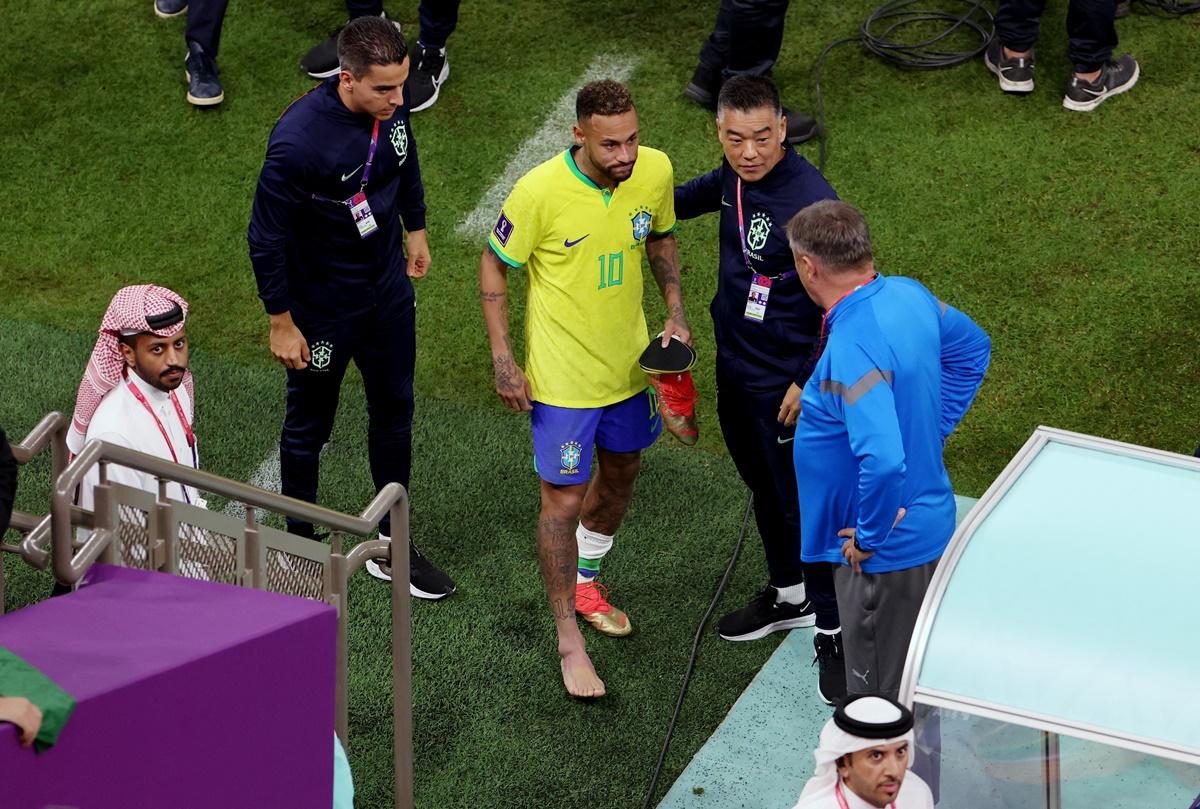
top-left (479, 80), bottom-right (690, 698)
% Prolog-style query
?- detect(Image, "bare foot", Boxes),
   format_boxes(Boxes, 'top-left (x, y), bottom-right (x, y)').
top-left (559, 637), bottom-right (606, 698)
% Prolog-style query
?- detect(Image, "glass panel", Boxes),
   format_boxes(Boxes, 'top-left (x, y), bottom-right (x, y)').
top-left (914, 705), bottom-right (1200, 808)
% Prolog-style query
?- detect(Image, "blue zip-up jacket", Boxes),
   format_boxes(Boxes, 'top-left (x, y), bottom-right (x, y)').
top-left (675, 148), bottom-right (837, 392)
top-left (247, 79), bottom-right (426, 321)
top-left (794, 275), bottom-right (991, 573)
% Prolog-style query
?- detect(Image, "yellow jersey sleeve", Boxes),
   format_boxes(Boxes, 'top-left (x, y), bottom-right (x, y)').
top-left (649, 151), bottom-right (677, 236)
top-left (487, 181), bottom-right (540, 268)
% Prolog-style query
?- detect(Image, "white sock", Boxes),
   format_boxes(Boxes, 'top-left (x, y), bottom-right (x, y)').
top-left (775, 582), bottom-right (807, 605)
top-left (815, 626), bottom-right (842, 636)
top-left (575, 523), bottom-right (613, 585)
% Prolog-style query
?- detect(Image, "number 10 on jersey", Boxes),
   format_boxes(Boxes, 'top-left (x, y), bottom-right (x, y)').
top-left (597, 251), bottom-right (624, 290)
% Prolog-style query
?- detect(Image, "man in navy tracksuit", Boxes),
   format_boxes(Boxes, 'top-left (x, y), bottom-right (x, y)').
top-left (247, 16), bottom-right (454, 600)
top-left (674, 76), bottom-right (845, 704)
top-left (789, 200), bottom-right (991, 701)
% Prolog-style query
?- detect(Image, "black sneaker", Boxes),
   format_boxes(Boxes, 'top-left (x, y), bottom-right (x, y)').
top-left (717, 586), bottom-right (815, 641)
top-left (366, 536), bottom-right (457, 600)
top-left (684, 62), bottom-right (721, 109)
top-left (407, 41), bottom-right (449, 112)
top-left (1063, 55), bottom-right (1139, 112)
top-left (300, 28), bottom-right (342, 79)
top-left (154, 0), bottom-right (186, 18)
top-left (783, 109), bottom-right (818, 145)
top-left (300, 13), bottom-right (402, 79)
top-left (184, 40), bottom-right (223, 106)
top-left (984, 38), bottom-right (1035, 94)
top-left (813, 631), bottom-right (847, 706)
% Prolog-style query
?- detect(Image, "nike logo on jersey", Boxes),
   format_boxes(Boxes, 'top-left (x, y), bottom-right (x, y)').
top-left (721, 197), bottom-right (733, 207)
top-left (777, 435), bottom-right (795, 444)
top-left (564, 235), bottom-right (590, 248)
top-left (342, 164), bottom-right (364, 182)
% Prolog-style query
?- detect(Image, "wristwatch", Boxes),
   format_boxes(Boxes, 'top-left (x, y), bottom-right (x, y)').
top-left (853, 537), bottom-right (865, 553)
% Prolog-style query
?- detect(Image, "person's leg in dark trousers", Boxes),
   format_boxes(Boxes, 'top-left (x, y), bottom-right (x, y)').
top-left (994, 0), bottom-right (1047, 53)
top-left (184, 0), bottom-right (230, 56)
top-left (1065, 0), bottom-right (1117, 72)
top-left (715, 368), bottom-right (839, 632)
top-left (417, 0), bottom-right (461, 50)
top-left (280, 317), bottom-right (358, 538)
top-left (722, 0), bottom-right (790, 79)
top-left (353, 300), bottom-right (415, 539)
top-left (697, 0), bottom-right (735, 74)
top-left (345, 0), bottom-right (383, 18)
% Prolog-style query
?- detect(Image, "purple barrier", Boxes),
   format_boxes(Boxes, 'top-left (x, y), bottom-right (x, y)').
top-left (0, 564), bottom-right (336, 809)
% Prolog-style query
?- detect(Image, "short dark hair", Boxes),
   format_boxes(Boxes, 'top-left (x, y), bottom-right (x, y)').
top-left (786, 200), bottom-right (874, 271)
top-left (576, 79), bottom-right (635, 121)
top-left (337, 15), bottom-right (408, 79)
top-left (717, 75), bottom-right (782, 118)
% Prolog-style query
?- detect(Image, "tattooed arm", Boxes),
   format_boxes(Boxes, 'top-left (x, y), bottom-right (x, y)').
top-left (645, 233), bottom-right (691, 347)
top-left (480, 245), bottom-right (533, 411)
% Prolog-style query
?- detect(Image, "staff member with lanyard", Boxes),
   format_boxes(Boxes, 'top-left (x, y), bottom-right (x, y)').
top-left (674, 75), bottom-right (843, 702)
top-left (248, 15), bottom-right (455, 600)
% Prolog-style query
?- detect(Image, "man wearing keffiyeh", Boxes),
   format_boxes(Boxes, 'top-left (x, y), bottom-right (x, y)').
top-left (792, 695), bottom-right (934, 809)
top-left (71, 285), bottom-right (204, 528)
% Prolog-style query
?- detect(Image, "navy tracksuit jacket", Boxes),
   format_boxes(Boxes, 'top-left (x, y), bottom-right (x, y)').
top-left (247, 79), bottom-right (425, 536)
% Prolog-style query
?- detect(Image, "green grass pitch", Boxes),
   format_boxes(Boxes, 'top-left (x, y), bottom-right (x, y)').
top-left (2, 1), bottom-right (1198, 807)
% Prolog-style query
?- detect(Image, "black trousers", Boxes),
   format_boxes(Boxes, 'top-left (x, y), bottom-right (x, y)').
top-left (715, 366), bottom-right (839, 630)
top-left (995, 0), bottom-right (1117, 72)
top-left (280, 299), bottom-right (415, 538)
top-left (347, 0), bottom-right (460, 49)
top-left (186, 0), bottom-right (230, 56)
top-left (698, 0), bottom-right (791, 79)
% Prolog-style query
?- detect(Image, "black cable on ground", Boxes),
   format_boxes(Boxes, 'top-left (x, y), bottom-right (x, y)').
top-left (814, 0), bottom-right (994, 172)
top-left (640, 492), bottom-right (754, 809)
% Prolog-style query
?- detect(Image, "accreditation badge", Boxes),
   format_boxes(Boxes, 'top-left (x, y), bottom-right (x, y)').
top-left (349, 192), bottom-right (379, 238)
top-left (744, 273), bottom-right (772, 322)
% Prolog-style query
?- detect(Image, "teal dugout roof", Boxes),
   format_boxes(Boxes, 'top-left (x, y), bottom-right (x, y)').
top-left (902, 427), bottom-right (1200, 766)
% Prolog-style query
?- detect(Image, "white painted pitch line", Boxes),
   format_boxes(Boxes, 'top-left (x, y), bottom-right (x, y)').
top-left (222, 445), bottom-right (281, 519)
top-left (455, 53), bottom-right (642, 240)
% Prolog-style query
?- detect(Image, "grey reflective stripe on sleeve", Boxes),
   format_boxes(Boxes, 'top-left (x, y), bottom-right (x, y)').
top-left (819, 369), bottom-right (894, 405)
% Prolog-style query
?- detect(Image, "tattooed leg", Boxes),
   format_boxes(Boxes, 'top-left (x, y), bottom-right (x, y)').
top-left (538, 479), bottom-right (604, 698)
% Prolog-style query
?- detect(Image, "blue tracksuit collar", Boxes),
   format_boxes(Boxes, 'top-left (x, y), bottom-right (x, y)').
top-left (824, 272), bottom-right (884, 330)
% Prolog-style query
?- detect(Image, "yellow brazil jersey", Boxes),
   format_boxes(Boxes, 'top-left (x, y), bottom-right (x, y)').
top-left (487, 146), bottom-right (677, 408)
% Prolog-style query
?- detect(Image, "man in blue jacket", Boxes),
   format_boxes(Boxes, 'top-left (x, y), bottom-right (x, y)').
top-left (675, 76), bottom-right (845, 704)
top-left (247, 15), bottom-right (454, 600)
top-left (789, 200), bottom-right (991, 701)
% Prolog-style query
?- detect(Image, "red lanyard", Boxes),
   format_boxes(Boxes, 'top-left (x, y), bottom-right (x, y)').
top-left (735, 177), bottom-right (797, 281)
top-left (836, 780), bottom-right (896, 809)
top-left (126, 379), bottom-right (195, 467)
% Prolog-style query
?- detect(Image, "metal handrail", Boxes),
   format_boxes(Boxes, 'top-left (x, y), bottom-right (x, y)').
top-left (36, 438), bottom-right (414, 809)
top-left (4, 412), bottom-right (68, 537)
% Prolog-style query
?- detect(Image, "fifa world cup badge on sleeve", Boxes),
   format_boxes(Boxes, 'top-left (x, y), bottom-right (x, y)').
top-left (744, 273), bottom-right (772, 322)
top-left (494, 212), bottom-right (514, 246)
top-left (349, 193), bottom-right (379, 239)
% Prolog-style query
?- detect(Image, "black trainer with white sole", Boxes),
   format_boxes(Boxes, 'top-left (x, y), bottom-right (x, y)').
top-left (185, 40), bottom-right (223, 106)
top-left (813, 631), bottom-right (847, 706)
top-left (407, 41), bottom-right (449, 112)
top-left (717, 586), bottom-right (815, 641)
top-left (984, 38), bottom-right (1035, 94)
top-left (366, 535), bottom-right (457, 600)
top-left (1063, 55), bottom-right (1139, 112)
top-left (300, 13), bottom-right (403, 79)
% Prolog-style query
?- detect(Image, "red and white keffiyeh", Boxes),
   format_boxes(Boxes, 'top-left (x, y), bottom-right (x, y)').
top-left (68, 285), bottom-right (193, 454)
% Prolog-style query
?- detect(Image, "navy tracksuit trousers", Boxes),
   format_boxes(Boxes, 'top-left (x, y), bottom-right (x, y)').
top-left (347, 0), bottom-right (460, 49)
top-left (995, 0), bottom-right (1118, 73)
top-left (716, 363), bottom-right (839, 630)
top-left (280, 299), bottom-right (415, 538)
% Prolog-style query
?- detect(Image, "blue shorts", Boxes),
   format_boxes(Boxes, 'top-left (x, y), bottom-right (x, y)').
top-left (531, 389), bottom-right (662, 484)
